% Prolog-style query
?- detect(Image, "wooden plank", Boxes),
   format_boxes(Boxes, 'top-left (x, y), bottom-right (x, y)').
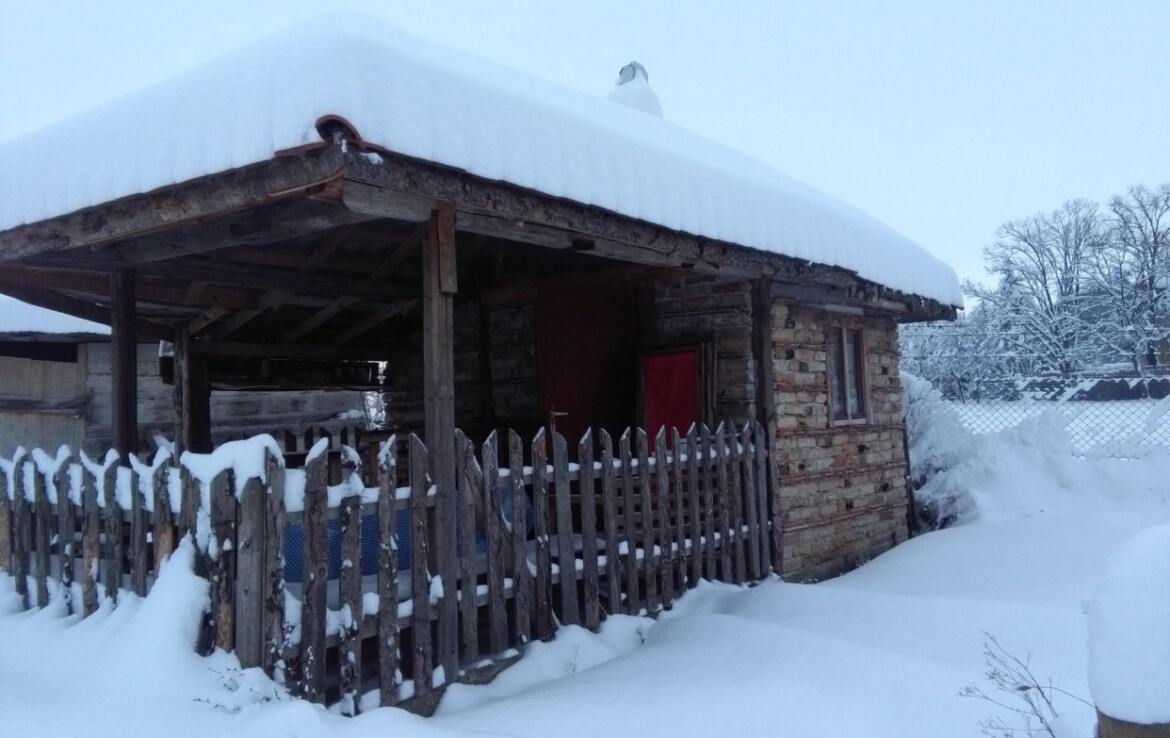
top-left (531, 429), bottom-right (553, 640)
top-left (409, 434), bottom-right (433, 698)
top-left (210, 470), bottom-right (236, 654)
top-left (423, 203), bottom-right (459, 683)
top-left (33, 465), bottom-right (51, 608)
top-left (235, 475), bottom-right (266, 669)
top-left (552, 431), bottom-right (578, 626)
top-left (174, 329), bottom-right (212, 456)
top-left (654, 428), bottom-right (673, 609)
top-left (102, 461), bottom-right (121, 603)
top-left (376, 436), bottom-right (401, 707)
top-left (755, 420), bottom-right (776, 575)
top-left (672, 427), bottom-right (689, 592)
top-left (338, 487), bottom-right (363, 716)
top-left (152, 458), bottom-right (175, 568)
top-left (262, 452), bottom-right (288, 682)
top-left (300, 452), bottom-right (328, 703)
top-left (178, 464), bottom-right (199, 545)
top-left (81, 464), bottom-right (100, 616)
top-left (714, 424), bottom-right (733, 582)
top-left (481, 432), bottom-right (508, 655)
top-left (619, 430), bottom-right (640, 614)
top-left (0, 463), bottom-right (10, 576)
top-left (729, 425), bottom-right (747, 583)
top-left (55, 457), bottom-right (75, 616)
top-left (456, 430), bottom-right (479, 664)
top-left (636, 428), bottom-right (659, 613)
top-left (699, 424), bottom-right (716, 581)
top-left (599, 430), bottom-right (621, 615)
top-left (12, 455), bottom-right (30, 609)
top-left (741, 424), bottom-right (762, 580)
top-left (129, 464), bottom-right (147, 597)
top-left (507, 430), bottom-right (531, 645)
top-left (110, 268), bottom-right (139, 461)
top-left (577, 429), bottom-right (600, 630)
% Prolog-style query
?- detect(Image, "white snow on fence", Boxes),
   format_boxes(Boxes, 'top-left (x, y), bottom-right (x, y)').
top-left (0, 13), bottom-right (961, 307)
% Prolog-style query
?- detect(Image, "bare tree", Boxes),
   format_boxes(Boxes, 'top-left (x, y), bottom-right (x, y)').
top-left (965, 199), bottom-right (1104, 376)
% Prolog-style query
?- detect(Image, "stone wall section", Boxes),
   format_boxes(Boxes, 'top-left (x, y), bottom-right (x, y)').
top-left (768, 303), bottom-right (909, 581)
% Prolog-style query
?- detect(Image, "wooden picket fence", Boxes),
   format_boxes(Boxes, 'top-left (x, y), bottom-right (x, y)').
top-left (0, 421), bottom-right (774, 714)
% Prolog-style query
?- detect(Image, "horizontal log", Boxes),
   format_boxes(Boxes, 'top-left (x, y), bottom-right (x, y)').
top-left (0, 394), bottom-right (87, 414)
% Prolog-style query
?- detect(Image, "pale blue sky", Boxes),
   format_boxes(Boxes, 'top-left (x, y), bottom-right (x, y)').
top-left (1, 1), bottom-right (1166, 288)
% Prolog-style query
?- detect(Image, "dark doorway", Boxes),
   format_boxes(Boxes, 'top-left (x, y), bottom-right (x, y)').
top-left (535, 282), bottom-right (641, 443)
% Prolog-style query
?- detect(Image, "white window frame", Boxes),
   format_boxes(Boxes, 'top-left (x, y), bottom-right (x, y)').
top-left (827, 324), bottom-right (870, 425)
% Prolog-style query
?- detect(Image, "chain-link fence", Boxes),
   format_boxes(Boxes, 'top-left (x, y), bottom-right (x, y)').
top-left (939, 376), bottom-right (1170, 458)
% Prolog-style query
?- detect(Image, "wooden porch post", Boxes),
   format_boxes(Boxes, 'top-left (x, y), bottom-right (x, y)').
top-left (173, 328), bottom-right (212, 455)
top-left (751, 278), bottom-right (780, 572)
top-left (111, 268), bottom-right (139, 462)
top-left (423, 202), bottom-right (458, 677)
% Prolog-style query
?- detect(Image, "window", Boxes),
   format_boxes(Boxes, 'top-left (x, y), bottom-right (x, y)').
top-left (827, 326), bottom-right (867, 423)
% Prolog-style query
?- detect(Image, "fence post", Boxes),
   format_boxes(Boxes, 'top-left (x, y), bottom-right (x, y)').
top-left (578, 429), bottom-right (601, 630)
top-left (636, 428), bottom-right (659, 613)
top-left (12, 451), bottom-right (30, 609)
top-left (101, 458), bottom-right (120, 604)
top-left (235, 472), bottom-right (266, 670)
top-left (33, 460), bottom-right (51, 608)
top-left (300, 447), bottom-right (328, 703)
top-left (552, 430), bottom-right (578, 625)
top-left (129, 463), bottom-right (147, 597)
top-left (55, 454), bottom-right (75, 615)
top-left (338, 448), bottom-right (363, 717)
top-left (210, 469), bottom-right (237, 655)
top-left (409, 434), bottom-right (433, 698)
top-left (81, 464), bottom-right (100, 616)
top-left (152, 456), bottom-right (175, 568)
top-left (619, 429), bottom-right (640, 614)
top-left (482, 431), bottom-right (508, 654)
top-left (377, 435), bottom-right (401, 707)
top-left (599, 430), bottom-right (621, 615)
top-left (263, 451), bottom-right (287, 683)
top-left (0, 459), bottom-right (10, 576)
top-left (508, 430), bottom-right (531, 645)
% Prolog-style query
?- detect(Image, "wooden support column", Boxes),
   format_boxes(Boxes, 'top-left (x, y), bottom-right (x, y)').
top-left (751, 278), bottom-right (779, 573)
top-left (174, 328), bottom-right (212, 455)
top-left (423, 202), bottom-right (458, 678)
top-left (111, 268), bottom-right (139, 463)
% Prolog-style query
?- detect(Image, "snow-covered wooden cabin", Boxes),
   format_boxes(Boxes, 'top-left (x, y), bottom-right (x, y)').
top-left (0, 294), bottom-right (368, 459)
top-left (0, 18), bottom-right (958, 588)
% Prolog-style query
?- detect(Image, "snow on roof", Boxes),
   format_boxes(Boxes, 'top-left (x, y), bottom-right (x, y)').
top-left (0, 14), bottom-right (962, 307)
top-left (0, 295), bottom-right (110, 337)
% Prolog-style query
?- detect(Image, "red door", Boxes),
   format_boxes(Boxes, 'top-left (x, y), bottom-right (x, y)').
top-left (536, 283), bottom-right (641, 443)
top-left (643, 349), bottom-right (699, 440)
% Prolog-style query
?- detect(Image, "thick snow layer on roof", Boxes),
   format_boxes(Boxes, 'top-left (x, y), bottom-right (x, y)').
top-left (0, 295), bottom-right (110, 336)
top-left (0, 14), bottom-right (962, 307)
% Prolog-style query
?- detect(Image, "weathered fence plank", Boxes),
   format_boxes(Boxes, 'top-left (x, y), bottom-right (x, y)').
top-left (481, 432), bottom-right (508, 655)
top-left (741, 424), bottom-right (762, 580)
top-left (699, 424), bottom-right (716, 581)
top-left (599, 429), bottom-right (621, 617)
top-left (130, 464), bottom-right (147, 597)
top-left (33, 464), bottom-right (51, 608)
top-left (728, 426), bottom-right (746, 583)
top-left (577, 429), bottom-right (600, 630)
top-left (507, 430), bottom-right (531, 646)
top-left (377, 437), bottom-right (401, 707)
top-left (12, 454), bottom-right (30, 609)
top-left (552, 431), bottom-right (578, 626)
top-left (714, 424), bottom-right (733, 581)
top-left (0, 463), bottom-right (10, 576)
top-left (152, 459), bottom-right (174, 569)
top-left (210, 469), bottom-right (237, 655)
top-left (235, 475), bottom-right (266, 669)
top-left (456, 430), bottom-right (479, 664)
top-left (409, 434), bottom-right (433, 698)
top-left (262, 451), bottom-right (287, 682)
top-left (753, 421), bottom-right (772, 576)
top-left (102, 460), bottom-right (121, 603)
top-left (654, 428), bottom-right (673, 608)
top-left (531, 429), bottom-right (552, 640)
top-left (300, 450), bottom-right (328, 703)
top-left (338, 484), bottom-right (362, 717)
top-left (81, 467), bottom-right (100, 616)
top-left (686, 426), bottom-right (702, 585)
top-left (55, 457), bottom-right (75, 615)
top-left (671, 427), bottom-right (688, 594)
top-left (619, 430), bottom-right (640, 614)
top-left (636, 428), bottom-right (659, 613)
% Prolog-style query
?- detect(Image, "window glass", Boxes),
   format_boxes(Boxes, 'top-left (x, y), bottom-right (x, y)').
top-left (828, 329), bottom-right (845, 419)
top-left (828, 325), bottom-right (866, 422)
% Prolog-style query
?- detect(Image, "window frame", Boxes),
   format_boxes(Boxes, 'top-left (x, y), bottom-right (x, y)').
top-left (825, 322), bottom-right (871, 426)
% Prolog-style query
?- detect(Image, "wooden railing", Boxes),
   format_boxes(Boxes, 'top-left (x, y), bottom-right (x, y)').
top-left (0, 421), bottom-right (774, 713)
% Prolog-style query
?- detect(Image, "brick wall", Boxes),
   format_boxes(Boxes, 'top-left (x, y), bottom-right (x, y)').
top-left (768, 303), bottom-right (909, 581)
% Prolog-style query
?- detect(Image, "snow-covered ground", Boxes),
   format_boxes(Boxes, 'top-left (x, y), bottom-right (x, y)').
top-left (3, 391), bottom-right (1168, 737)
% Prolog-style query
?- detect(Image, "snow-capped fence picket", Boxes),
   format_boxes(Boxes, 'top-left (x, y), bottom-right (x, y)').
top-left (0, 420), bottom-right (771, 714)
